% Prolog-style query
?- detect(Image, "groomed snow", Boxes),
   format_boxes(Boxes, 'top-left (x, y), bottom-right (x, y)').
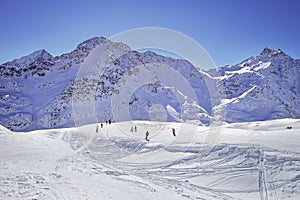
top-left (0, 119), bottom-right (299, 199)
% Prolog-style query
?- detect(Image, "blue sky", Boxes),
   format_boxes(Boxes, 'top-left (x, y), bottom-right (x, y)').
top-left (1, 0), bottom-right (299, 67)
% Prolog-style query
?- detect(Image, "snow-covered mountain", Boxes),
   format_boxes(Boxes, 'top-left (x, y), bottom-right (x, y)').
top-left (0, 37), bottom-right (299, 131)
top-left (212, 47), bottom-right (300, 122)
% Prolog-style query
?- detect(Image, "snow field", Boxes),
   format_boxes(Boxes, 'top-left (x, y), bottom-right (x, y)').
top-left (0, 119), bottom-right (299, 199)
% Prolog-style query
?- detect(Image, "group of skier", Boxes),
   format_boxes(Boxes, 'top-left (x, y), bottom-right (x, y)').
top-left (96, 120), bottom-right (176, 142)
top-left (96, 119), bottom-right (112, 133)
top-left (130, 125), bottom-right (137, 133)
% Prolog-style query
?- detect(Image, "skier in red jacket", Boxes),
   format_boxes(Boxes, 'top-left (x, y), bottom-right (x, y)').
top-left (172, 128), bottom-right (176, 136)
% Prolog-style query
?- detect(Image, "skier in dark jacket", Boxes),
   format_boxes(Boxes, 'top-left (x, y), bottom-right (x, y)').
top-left (145, 131), bottom-right (150, 141)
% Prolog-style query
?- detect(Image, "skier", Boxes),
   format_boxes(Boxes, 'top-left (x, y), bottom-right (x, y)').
top-left (130, 126), bottom-right (133, 133)
top-left (96, 125), bottom-right (99, 133)
top-left (106, 120), bottom-right (108, 125)
top-left (108, 119), bottom-right (112, 125)
top-left (134, 125), bottom-right (137, 132)
top-left (145, 131), bottom-right (150, 141)
top-left (101, 123), bottom-right (103, 128)
top-left (172, 128), bottom-right (176, 136)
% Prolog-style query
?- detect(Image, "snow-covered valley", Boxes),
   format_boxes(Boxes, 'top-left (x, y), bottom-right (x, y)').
top-left (1, 119), bottom-right (299, 199)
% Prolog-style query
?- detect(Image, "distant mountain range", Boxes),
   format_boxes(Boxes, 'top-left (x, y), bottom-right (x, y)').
top-left (0, 37), bottom-right (299, 131)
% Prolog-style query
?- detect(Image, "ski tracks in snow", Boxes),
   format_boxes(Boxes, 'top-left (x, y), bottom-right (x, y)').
top-left (1, 123), bottom-right (300, 199)
top-left (85, 133), bottom-right (300, 199)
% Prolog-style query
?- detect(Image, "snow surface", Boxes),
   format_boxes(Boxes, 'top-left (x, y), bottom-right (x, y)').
top-left (1, 119), bottom-right (299, 199)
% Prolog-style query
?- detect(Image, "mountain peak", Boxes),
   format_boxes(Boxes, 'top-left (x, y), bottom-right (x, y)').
top-left (30, 49), bottom-right (52, 59)
top-left (76, 37), bottom-right (107, 50)
top-left (4, 49), bottom-right (53, 68)
top-left (260, 47), bottom-right (288, 58)
top-left (260, 47), bottom-right (273, 55)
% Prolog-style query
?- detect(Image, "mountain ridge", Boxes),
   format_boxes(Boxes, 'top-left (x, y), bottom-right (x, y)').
top-left (0, 37), bottom-right (299, 131)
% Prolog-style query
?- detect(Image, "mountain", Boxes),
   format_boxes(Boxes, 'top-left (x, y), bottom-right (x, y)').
top-left (0, 37), bottom-right (299, 131)
top-left (212, 47), bottom-right (300, 122)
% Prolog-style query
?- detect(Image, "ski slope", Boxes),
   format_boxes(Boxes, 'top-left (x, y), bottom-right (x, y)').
top-left (0, 119), bottom-right (299, 199)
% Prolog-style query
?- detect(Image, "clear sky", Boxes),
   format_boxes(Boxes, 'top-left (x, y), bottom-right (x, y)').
top-left (1, 0), bottom-right (300, 67)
